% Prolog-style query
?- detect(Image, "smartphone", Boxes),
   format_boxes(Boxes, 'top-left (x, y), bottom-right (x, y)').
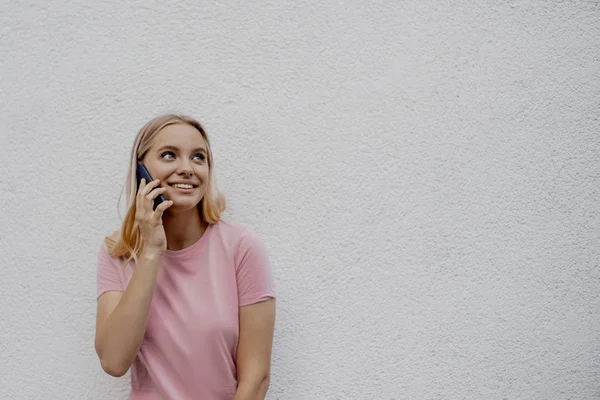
top-left (136, 162), bottom-right (166, 211)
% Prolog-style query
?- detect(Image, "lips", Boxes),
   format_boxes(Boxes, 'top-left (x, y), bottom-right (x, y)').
top-left (168, 183), bottom-right (198, 189)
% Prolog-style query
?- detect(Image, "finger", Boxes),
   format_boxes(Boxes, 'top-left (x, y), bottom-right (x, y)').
top-left (153, 200), bottom-right (174, 220)
top-left (144, 187), bottom-right (166, 211)
top-left (147, 186), bottom-right (167, 201)
top-left (141, 179), bottom-right (161, 196)
top-left (139, 180), bottom-right (161, 212)
top-left (136, 178), bottom-right (146, 214)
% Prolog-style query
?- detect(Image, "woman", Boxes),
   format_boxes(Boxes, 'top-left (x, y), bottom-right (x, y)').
top-left (94, 114), bottom-right (276, 399)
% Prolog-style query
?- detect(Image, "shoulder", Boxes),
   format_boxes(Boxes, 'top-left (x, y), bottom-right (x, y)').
top-left (102, 230), bottom-right (120, 252)
top-left (212, 220), bottom-right (259, 243)
top-left (97, 231), bottom-right (122, 271)
top-left (211, 220), bottom-right (266, 255)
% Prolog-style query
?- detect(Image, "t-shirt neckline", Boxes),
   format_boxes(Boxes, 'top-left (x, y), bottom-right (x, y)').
top-left (162, 222), bottom-right (215, 260)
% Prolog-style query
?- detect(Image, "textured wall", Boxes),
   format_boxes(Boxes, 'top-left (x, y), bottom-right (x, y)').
top-left (1, 1), bottom-right (599, 399)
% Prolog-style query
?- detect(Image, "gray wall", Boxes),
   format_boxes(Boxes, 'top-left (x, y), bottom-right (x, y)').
top-left (1, 1), bottom-right (599, 399)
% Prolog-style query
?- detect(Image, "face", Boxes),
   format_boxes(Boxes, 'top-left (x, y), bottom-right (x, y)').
top-left (141, 123), bottom-right (210, 213)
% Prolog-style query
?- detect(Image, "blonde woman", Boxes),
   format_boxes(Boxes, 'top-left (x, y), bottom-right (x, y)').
top-left (94, 114), bottom-right (276, 399)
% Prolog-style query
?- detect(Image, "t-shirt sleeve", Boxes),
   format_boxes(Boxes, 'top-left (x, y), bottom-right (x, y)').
top-left (96, 242), bottom-right (125, 298)
top-left (234, 229), bottom-right (276, 307)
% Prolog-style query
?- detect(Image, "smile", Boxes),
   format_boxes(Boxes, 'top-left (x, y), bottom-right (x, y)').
top-left (169, 183), bottom-right (198, 189)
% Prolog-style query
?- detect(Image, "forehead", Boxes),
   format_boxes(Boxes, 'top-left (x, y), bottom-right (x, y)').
top-left (152, 123), bottom-right (207, 149)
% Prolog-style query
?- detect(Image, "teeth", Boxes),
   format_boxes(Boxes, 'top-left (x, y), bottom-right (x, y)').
top-left (173, 184), bottom-right (193, 189)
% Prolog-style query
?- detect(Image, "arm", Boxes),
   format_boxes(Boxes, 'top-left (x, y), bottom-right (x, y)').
top-left (94, 249), bottom-right (162, 377)
top-left (233, 298), bottom-right (276, 400)
top-left (95, 178), bottom-right (172, 377)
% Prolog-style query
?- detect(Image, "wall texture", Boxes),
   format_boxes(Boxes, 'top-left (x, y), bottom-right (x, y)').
top-left (1, 1), bottom-right (599, 399)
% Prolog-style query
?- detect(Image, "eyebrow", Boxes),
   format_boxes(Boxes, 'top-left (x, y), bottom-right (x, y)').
top-left (157, 145), bottom-right (207, 153)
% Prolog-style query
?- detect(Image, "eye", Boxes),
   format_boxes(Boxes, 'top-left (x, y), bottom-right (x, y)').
top-left (193, 153), bottom-right (206, 162)
top-left (161, 151), bottom-right (175, 160)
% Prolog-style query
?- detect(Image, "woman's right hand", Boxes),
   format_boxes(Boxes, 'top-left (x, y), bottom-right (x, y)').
top-left (135, 178), bottom-right (173, 254)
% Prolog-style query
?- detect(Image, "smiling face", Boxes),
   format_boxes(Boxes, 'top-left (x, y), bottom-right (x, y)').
top-left (141, 123), bottom-right (210, 213)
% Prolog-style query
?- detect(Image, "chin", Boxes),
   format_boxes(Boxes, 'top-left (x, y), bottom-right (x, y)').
top-left (167, 199), bottom-right (202, 213)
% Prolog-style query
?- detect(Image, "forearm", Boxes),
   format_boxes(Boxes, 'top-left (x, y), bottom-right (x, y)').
top-left (233, 375), bottom-right (270, 400)
top-left (96, 250), bottom-right (161, 376)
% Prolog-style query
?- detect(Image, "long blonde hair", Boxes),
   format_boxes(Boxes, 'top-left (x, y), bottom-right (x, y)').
top-left (105, 114), bottom-right (226, 266)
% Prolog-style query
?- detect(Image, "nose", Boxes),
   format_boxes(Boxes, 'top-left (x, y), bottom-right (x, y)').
top-left (176, 159), bottom-right (193, 177)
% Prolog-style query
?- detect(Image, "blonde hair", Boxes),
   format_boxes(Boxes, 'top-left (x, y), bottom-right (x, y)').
top-left (105, 114), bottom-right (226, 266)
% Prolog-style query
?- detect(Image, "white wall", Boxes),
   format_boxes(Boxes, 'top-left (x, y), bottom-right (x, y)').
top-left (1, 1), bottom-right (599, 399)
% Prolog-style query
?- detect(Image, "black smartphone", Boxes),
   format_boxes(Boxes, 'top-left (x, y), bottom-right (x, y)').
top-left (136, 162), bottom-right (166, 211)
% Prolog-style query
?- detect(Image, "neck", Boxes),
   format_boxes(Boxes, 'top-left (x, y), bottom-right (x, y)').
top-left (162, 206), bottom-right (207, 251)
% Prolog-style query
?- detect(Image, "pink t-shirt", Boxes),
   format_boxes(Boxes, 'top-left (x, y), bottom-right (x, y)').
top-left (96, 221), bottom-right (276, 400)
